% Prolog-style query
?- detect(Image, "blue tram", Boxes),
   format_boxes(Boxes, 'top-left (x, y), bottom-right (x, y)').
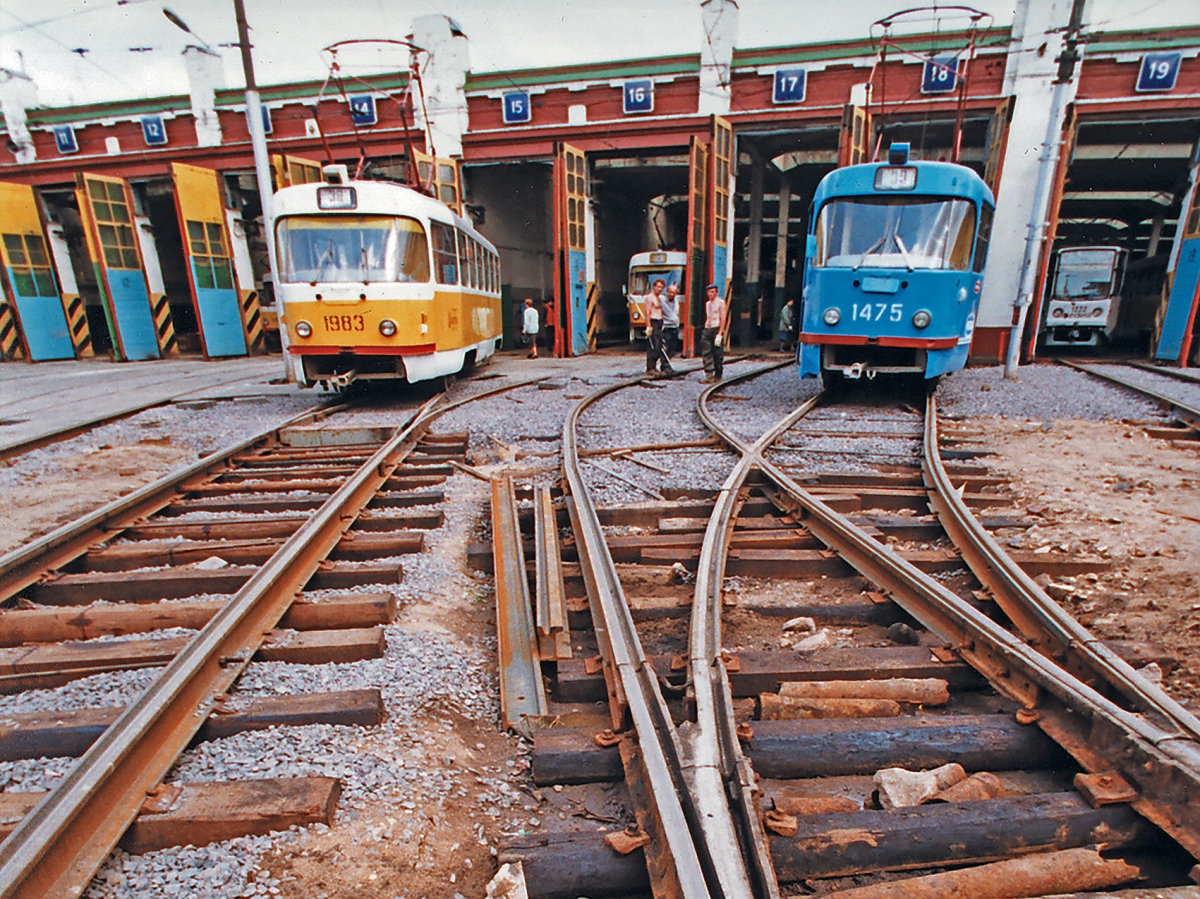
top-left (798, 144), bottom-right (995, 384)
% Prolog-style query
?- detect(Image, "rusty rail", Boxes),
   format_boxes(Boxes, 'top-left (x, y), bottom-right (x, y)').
top-left (689, 361), bottom-right (805, 899)
top-left (0, 401), bottom-right (346, 602)
top-left (1059, 359), bottom-right (1200, 429)
top-left (0, 376), bottom-right (542, 899)
top-left (563, 376), bottom-right (717, 899)
top-left (701, 387), bottom-right (1200, 862)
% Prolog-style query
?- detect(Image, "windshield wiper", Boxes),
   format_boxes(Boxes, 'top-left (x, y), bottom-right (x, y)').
top-left (853, 236), bottom-right (887, 270)
top-left (893, 235), bottom-right (914, 272)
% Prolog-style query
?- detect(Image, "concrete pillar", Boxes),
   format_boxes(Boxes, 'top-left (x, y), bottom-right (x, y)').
top-left (977, 0), bottom-right (1086, 339)
top-left (1146, 212), bottom-right (1164, 259)
top-left (773, 172), bottom-right (792, 326)
top-left (183, 46), bottom-right (225, 148)
top-left (698, 0), bottom-right (738, 116)
top-left (0, 67), bottom-right (37, 164)
top-left (410, 15), bottom-right (470, 158)
top-left (744, 147), bottom-right (764, 342)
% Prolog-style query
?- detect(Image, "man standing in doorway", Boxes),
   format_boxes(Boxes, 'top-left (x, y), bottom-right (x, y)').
top-left (700, 283), bottom-right (726, 382)
top-left (643, 278), bottom-right (673, 374)
top-left (523, 298), bottom-right (540, 359)
top-left (661, 282), bottom-right (681, 361)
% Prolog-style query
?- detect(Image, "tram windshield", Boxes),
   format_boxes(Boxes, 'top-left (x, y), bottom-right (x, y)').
top-left (815, 196), bottom-right (976, 271)
top-left (1053, 248), bottom-right (1121, 299)
top-left (276, 215), bottom-right (431, 284)
top-left (629, 267), bottom-right (684, 295)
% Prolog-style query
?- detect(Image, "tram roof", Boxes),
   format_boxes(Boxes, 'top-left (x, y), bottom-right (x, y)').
top-left (811, 160), bottom-right (995, 209)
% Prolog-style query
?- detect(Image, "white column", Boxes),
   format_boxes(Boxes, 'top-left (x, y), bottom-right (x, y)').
top-left (977, 0), bottom-right (1085, 335)
top-left (0, 68), bottom-right (37, 163)
top-left (410, 15), bottom-right (470, 159)
top-left (698, 0), bottom-right (738, 116)
top-left (183, 45), bottom-right (225, 148)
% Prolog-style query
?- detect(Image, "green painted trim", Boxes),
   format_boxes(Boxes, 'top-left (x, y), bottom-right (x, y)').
top-left (466, 55), bottom-right (699, 92)
top-left (1084, 28), bottom-right (1200, 54)
top-left (27, 96), bottom-right (192, 126)
top-left (216, 71), bottom-right (409, 105)
top-left (733, 27), bottom-right (1012, 69)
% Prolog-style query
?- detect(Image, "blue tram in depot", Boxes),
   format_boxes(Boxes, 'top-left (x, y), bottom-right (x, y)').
top-left (798, 143), bottom-right (995, 385)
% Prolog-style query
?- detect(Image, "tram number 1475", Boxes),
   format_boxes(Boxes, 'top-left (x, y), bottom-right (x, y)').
top-left (324, 314), bottom-right (366, 333)
top-left (853, 303), bottom-right (904, 323)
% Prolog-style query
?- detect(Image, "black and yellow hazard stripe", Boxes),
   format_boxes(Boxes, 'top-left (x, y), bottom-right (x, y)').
top-left (585, 282), bottom-right (599, 352)
top-left (62, 294), bottom-right (93, 357)
top-left (151, 293), bottom-right (178, 355)
top-left (239, 289), bottom-right (266, 354)
top-left (0, 301), bottom-right (24, 360)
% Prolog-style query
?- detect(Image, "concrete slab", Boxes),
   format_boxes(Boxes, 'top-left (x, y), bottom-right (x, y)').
top-left (0, 355), bottom-right (309, 453)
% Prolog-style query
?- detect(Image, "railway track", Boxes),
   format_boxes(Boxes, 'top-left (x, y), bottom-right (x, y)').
top-left (0, 379), bottom-right (530, 898)
top-left (498, 365), bottom-right (1200, 898)
top-left (1060, 360), bottom-right (1200, 434)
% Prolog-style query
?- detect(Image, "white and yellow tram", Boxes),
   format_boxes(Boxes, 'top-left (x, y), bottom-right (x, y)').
top-left (274, 165), bottom-right (502, 388)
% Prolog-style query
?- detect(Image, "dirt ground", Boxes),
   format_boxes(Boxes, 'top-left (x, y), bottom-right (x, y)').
top-left (1, 408), bottom-right (1198, 897)
top-left (971, 417), bottom-right (1200, 709)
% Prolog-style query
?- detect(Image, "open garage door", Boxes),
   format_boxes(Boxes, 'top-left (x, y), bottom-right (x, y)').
top-left (1156, 173), bottom-right (1200, 365)
top-left (76, 173), bottom-right (165, 361)
top-left (0, 182), bottom-right (87, 361)
top-left (171, 163), bottom-right (249, 358)
top-left (553, 142), bottom-right (591, 356)
top-left (983, 96), bottom-right (1015, 193)
top-left (709, 116), bottom-right (735, 303)
top-left (684, 136), bottom-right (710, 355)
top-left (838, 103), bottom-right (873, 167)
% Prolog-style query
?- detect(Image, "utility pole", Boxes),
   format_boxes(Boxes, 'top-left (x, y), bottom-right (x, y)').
top-left (1004, 0), bottom-right (1087, 378)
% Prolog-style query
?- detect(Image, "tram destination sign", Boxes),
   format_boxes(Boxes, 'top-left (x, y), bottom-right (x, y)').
top-left (773, 68), bottom-right (807, 104)
top-left (921, 56), bottom-right (961, 94)
top-left (1136, 52), bottom-right (1182, 92)
top-left (623, 79), bottom-right (654, 114)
top-left (503, 92), bottom-right (531, 124)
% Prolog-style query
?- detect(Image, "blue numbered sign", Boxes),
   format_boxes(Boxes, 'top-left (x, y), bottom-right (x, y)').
top-left (349, 95), bottom-right (377, 126)
top-left (921, 57), bottom-right (960, 94)
top-left (1136, 52), bottom-right (1181, 92)
top-left (623, 79), bottom-right (654, 114)
top-left (503, 92), bottom-right (531, 124)
top-left (53, 125), bottom-right (78, 154)
top-left (246, 106), bottom-right (272, 135)
top-left (773, 68), bottom-right (807, 104)
top-left (141, 115), bottom-right (167, 146)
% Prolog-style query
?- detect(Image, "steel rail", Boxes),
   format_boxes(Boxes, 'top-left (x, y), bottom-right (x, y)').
top-left (1059, 359), bottom-right (1200, 429)
top-left (690, 361), bottom-right (812, 899)
top-left (0, 400), bottom-right (346, 602)
top-left (563, 377), bottom-right (716, 899)
top-left (922, 392), bottom-right (1200, 742)
top-left (1123, 360), bottom-right (1200, 386)
top-left (0, 376), bottom-right (540, 899)
top-left (705, 392), bottom-right (1200, 861)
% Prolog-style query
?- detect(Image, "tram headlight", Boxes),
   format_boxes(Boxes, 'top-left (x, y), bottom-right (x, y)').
top-left (295, 320), bottom-right (313, 338)
top-left (1091, 307), bottom-right (1104, 318)
top-left (379, 319), bottom-right (398, 337)
top-left (823, 308), bottom-right (841, 326)
top-left (912, 310), bottom-right (931, 329)
top-left (1051, 307), bottom-right (1065, 319)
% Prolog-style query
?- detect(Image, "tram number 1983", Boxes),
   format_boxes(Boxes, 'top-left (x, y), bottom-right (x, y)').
top-left (852, 303), bottom-right (903, 322)
top-left (323, 314), bottom-right (365, 332)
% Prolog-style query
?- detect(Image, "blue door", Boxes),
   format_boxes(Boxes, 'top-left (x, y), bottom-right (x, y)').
top-left (1157, 235), bottom-right (1200, 363)
top-left (2, 233), bottom-right (74, 360)
top-left (77, 174), bottom-right (161, 361)
top-left (172, 163), bottom-right (247, 357)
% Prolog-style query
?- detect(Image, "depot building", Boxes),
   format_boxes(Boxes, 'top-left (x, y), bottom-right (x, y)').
top-left (0, 1), bottom-right (1198, 368)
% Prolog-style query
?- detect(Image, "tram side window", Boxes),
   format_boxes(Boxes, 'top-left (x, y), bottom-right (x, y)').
top-left (972, 205), bottom-right (994, 274)
top-left (431, 221), bottom-right (458, 285)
